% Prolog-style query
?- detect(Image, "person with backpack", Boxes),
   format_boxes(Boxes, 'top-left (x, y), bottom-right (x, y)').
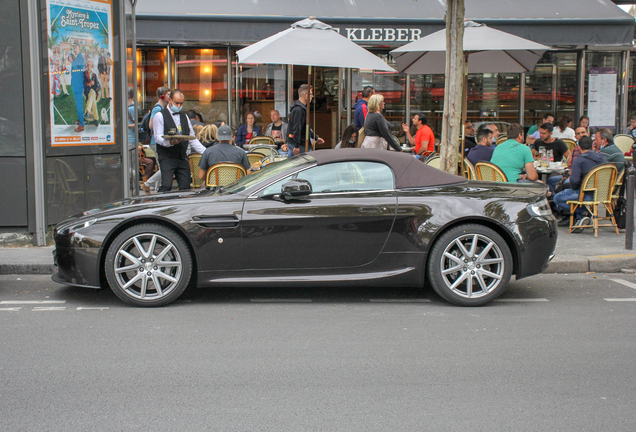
top-left (140, 86), bottom-right (171, 193)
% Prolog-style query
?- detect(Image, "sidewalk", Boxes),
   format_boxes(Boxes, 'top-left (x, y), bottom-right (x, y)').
top-left (0, 225), bottom-right (635, 276)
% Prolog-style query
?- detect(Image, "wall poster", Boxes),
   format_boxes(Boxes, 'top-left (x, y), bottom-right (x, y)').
top-left (46, 0), bottom-right (115, 146)
top-left (588, 67), bottom-right (617, 129)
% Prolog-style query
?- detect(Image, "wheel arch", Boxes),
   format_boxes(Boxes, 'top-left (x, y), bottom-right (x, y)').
top-left (424, 217), bottom-right (520, 277)
top-left (98, 216), bottom-right (198, 288)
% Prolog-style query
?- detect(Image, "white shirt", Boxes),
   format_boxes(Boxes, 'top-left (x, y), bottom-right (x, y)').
top-left (153, 109), bottom-right (206, 154)
top-left (552, 126), bottom-right (575, 141)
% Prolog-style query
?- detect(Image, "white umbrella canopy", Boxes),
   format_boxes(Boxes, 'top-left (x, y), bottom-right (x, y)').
top-left (237, 17), bottom-right (395, 72)
top-left (390, 21), bottom-right (550, 75)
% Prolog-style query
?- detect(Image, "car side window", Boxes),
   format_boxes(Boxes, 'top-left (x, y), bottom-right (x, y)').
top-left (298, 161), bottom-right (394, 193)
top-left (256, 161), bottom-right (394, 197)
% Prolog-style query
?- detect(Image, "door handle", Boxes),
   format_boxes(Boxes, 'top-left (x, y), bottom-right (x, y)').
top-left (192, 215), bottom-right (239, 228)
top-left (358, 206), bottom-right (382, 213)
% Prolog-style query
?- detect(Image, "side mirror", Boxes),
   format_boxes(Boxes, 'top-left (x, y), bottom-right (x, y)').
top-left (281, 179), bottom-right (312, 200)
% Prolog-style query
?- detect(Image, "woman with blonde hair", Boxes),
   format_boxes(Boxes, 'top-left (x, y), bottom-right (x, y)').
top-left (360, 94), bottom-right (402, 151)
top-left (198, 124), bottom-right (219, 148)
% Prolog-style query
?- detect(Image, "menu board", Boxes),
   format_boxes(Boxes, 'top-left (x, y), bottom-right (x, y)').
top-left (46, 0), bottom-right (115, 146)
top-left (588, 67), bottom-right (617, 129)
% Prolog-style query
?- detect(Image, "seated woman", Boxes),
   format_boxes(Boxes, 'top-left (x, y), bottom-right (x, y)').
top-left (235, 112), bottom-right (262, 148)
top-left (335, 125), bottom-right (358, 149)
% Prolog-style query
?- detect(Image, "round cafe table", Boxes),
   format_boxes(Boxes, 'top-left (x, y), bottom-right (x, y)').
top-left (535, 166), bottom-right (566, 183)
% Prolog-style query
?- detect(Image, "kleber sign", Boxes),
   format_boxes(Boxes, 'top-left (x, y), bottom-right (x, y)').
top-left (335, 27), bottom-right (423, 43)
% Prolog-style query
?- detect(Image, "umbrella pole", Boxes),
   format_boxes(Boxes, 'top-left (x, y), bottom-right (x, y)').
top-left (306, 65), bottom-right (312, 153)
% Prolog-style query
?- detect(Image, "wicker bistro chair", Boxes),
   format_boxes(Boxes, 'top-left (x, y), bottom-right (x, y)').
top-left (462, 158), bottom-right (477, 180)
top-left (475, 162), bottom-right (508, 182)
top-left (562, 138), bottom-right (577, 154)
top-left (496, 135), bottom-right (508, 145)
top-left (205, 163), bottom-right (247, 188)
top-left (613, 134), bottom-right (635, 154)
top-left (248, 136), bottom-right (275, 146)
top-left (250, 146), bottom-right (279, 157)
top-left (356, 127), bottom-right (365, 148)
top-left (424, 155), bottom-right (441, 169)
top-left (188, 153), bottom-right (203, 189)
top-left (247, 152), bottom-right (264, 165)
top-left (566, 163), bottom-right (619, 237)
top-left (611, 169), bottom-right (625, 204)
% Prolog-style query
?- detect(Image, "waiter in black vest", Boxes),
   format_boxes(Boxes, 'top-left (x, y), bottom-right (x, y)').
top-left (152, 89), bottom-right (206, 192)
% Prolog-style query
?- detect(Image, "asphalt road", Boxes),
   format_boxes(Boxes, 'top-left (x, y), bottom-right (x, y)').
top-left (1, 273), bottom-right (636, 431)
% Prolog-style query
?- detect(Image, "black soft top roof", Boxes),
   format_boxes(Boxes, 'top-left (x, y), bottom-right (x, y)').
top-left (309, 149), bottom-right (465, 189)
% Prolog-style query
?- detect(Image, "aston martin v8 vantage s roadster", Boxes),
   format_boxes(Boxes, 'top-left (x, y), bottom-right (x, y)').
top-left (53, 149), bottom-right (557, 307)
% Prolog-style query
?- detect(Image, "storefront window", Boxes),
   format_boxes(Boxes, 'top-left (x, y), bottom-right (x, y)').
top-left (525, 52), bottom-right (577, 128)
top-left (410, 75), bottom-right (444, 136)
top-left (628, 52), bottom-right (636, 117)
top-left (136, 48), bottom-right (167, 115)
top-left (174, 48), bottom-right (228, 125)
top-left (236, 63), bottom-right (287, 131)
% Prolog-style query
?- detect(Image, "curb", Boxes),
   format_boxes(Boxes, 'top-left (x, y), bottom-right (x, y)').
top-left (542, 254), bottom-right (636, 274)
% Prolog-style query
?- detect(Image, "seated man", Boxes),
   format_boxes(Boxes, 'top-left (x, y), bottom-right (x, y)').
top-left (467, 128), bottom-right (494, 166)
top-left (198, 125), bottom-right (251, 184)
top-left (402, 113), bottom-right (435, 159)
top-left (595, 128), bottom-right (625, 172)
top-left (463, 121), bottom-right (477, 155)
top-left (264, 109), bottom-right (288, 151)
top-left (553, 136), bottom-right (607, 229)
top-left (527, 113), bottom-right (555, 147)
top-left (532, 122), bottom-right (571, 163)
top-left (490, 123), bottom-right (538, 183)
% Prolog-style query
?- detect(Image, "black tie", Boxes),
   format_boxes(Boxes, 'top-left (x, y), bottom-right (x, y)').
top-left (172, 112), bottom-right (180, 116)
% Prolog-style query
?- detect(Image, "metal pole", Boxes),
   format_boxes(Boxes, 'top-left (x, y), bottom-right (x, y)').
top-left (27, 0), bottom-right (46, 245)
top-left (119, 1), bottom-right (131, 198)
top-left (167, 42), bottom-right (172, 89)
top-left (405, 74), bottom-right (411, 126)
top-left (227, 46), bottom-right (232, 125)
top-left (346, 68), bottom-right (352, 126)
top-left (625, 167), bottom-right (635, 250)
top-left (620, 50), bottom-right (629, 133)
top-left (337, 67), bottom-right (343, 142)
top-left (575, 50), bottom-right (586, 122)
top-left (519, 72), bottom-right (525, 126)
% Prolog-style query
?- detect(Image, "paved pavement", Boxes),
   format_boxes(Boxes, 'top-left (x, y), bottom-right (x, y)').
top-left (0, 224), bottom-right (635, 276)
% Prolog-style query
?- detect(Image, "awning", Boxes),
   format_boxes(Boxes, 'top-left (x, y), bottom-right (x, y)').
top-left (135, 0), bottom-right (635, 48)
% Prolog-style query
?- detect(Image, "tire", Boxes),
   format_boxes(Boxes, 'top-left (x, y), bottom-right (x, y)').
top-left (427, 224), bottom-right (512, 306)
top-left (105, 224), bottom-right (192, 307)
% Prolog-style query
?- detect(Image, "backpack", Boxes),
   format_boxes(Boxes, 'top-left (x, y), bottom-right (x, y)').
top-left (138, 111), bottom-right (152, 144)
top-left (614, 197), bottom-right (627, 230)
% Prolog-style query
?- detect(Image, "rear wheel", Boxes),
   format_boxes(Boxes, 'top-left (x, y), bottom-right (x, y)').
top-left (105, 224), bottom-right (192, 307)
top-left (427, 224), bottom-right (512, 306)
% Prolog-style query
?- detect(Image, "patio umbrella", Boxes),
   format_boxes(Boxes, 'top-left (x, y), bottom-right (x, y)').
top-left (237, 17), bottom-right (396, 151)
top-left (390, 21), bottom-right (550, 75)
top-left (390, 21), bottom-right (550, 164)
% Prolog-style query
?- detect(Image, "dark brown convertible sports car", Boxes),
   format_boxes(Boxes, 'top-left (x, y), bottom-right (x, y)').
top-left (53, 149), bottom-right (557, 307)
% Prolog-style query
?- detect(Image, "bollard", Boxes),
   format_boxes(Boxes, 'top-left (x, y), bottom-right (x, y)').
top-left (626, 148), bottom-right (636, 250)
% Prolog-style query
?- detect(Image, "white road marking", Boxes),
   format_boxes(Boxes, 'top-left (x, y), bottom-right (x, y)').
top-left (369, 299), bottom-right (431, 303)
top-left (0, 300), bottom-right (66, 304)
top-left (250, 299), bottom-right (312, 303)
top-left (76, 307), bottom-right (110, 310)
top-left (604, 298), bottom-right (636, 302)
top-left (495, 298), bottom-right (549, 302)
top-left (610, 279), bottom-right (636, 291)
top-left (0, 307), bottom-right (21, 311)
top-left (32, 307), bottom-right (66, 311)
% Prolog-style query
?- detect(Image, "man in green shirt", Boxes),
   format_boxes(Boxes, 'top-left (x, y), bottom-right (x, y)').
top-left (526, 113), bottom-right (554, 146)
top-left (490, 123), bottom-right (539, 183)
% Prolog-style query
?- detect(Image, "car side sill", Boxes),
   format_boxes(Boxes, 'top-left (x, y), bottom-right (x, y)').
top-left (206, 267), bottom-right (416, 284)
top-left (51, 272), bottom-right (101, 289)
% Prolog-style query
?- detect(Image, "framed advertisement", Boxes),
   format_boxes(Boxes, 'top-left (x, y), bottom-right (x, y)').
top-left (45, 0), bottom-right (115, 147)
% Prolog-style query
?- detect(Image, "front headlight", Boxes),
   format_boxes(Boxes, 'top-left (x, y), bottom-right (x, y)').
top-left (527, 198), bottom-right (553, 217)
top-left (69, 218), bottom-right (98, 233)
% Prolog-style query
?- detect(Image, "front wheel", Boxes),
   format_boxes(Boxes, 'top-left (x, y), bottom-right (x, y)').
top-left (427, 224), bottom-right (512, 306)
top-left (105, 224), bottom-right (192, 307)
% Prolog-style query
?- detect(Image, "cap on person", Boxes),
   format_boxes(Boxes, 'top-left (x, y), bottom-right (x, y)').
top-left (217, 125), bottom-right (233, 141)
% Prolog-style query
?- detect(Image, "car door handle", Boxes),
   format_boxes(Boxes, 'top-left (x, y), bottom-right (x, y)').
top-left (192, 216), bottom-right (239, 228)
top-left (358, 206), bottom-right (384, 213)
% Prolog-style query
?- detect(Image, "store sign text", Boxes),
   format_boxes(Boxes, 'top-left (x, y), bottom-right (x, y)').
top-left (333, 27), bottom-right (422, 43)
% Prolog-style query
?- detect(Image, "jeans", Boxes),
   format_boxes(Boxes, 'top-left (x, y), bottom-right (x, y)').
top-left (553, 188), bottom-right (591, 219)
top-left (547, 175), bottom-right (562, 193)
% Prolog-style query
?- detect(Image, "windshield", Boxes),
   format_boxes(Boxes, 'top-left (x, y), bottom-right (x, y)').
top-left (220, 155), bottom-right (315, 195)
